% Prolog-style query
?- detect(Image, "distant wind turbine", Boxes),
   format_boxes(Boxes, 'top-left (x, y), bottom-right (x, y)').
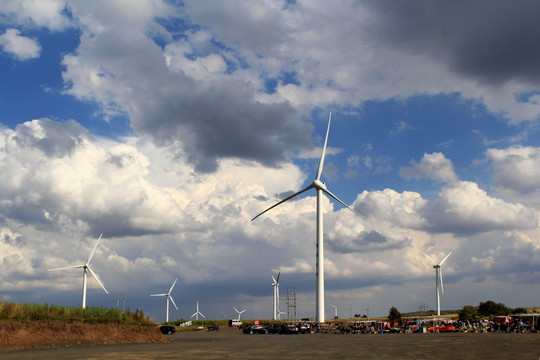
top-left (150, 278), bottom-right (179, 323)
top-left (424, 251), bottom-right (452, 316)
top-left (48, 234), bottom-right (109, 309)
top-left (234, 307), bottom-right (246, 320)
top-left (271, 272), bottom-right (281, 320)
top-left (253, 113), bottom-right (363, 323)
top-left (191, 301), bottom-right (205, 321)
top-left (330, 304), bottom-right (338, 319)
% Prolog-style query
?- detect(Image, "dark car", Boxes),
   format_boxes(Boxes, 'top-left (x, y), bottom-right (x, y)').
top-left (279, 324), bottom-right (298, 335)
top-left (265, 324), bottom-right (279, 334)
top-left (159, 325), bottom-right (176, 334)
top-left (243, 324), bottom-right (268, 334)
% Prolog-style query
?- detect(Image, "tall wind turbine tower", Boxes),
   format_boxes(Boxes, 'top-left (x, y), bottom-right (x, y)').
top-left (253, 113), bottom-right (361, 323)
top-left (272, 272), bottom-right (280, 320)
top-left (424, 252), bottom-right (452, 316)
top-left (48, 234), bottom-right (109, 309)
top-left (150, 278), bottom-right (179, 323)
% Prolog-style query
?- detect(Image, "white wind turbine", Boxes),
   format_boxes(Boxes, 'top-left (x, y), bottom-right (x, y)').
top-left (150, 278), bottom-right (179, 323)
top-left (234, 307), bottom-right (246, 320)
top-left (330, 304), bottom-right (338, 319)
top-left (253, 113), bottom-right (361, 323)
top-left (48, 234), bottom-right (109, 309)
top-left (191, 301), bottom-right (205, 321)
top-left (271, 272), bottom-right (280, 320)
top-left (424, 251), bottom-right (452, 316)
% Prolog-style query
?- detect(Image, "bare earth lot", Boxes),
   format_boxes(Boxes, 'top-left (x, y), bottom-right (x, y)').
top-left (3, 326), bottom-right (539, 360)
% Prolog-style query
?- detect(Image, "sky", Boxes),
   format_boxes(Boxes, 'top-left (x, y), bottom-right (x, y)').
top-left (1, 0), bottom-right (540, 322)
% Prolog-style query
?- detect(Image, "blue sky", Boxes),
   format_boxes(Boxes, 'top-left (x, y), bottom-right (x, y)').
top-left (1, 1), bottom-right (540, 322)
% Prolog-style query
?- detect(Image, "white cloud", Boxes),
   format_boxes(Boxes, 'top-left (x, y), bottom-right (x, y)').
top-left (0, 28), bottom-right (40, 60)
top-left (486, 146), bottom-right (540, 194)
top-left (399, 152), bottom-right (458, 183)
top-left (423, 181), bottom-right (538, 234)
top-left (0, 0), bottom-right (71, 31)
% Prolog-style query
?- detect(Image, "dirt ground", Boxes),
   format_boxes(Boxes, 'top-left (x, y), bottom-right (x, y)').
top-left (0, 319), bottom-right (166, 351)
top-left (3, 325), bottom-right (540, 360)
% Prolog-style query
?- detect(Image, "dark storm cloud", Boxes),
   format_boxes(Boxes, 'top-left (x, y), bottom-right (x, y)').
top-left (74, 31), bottom-right (312, 173)
top-left (364, 0), bottom-right (540, 85)
top-left (328, 231), bottom-right (411, 253)
top-left (13, 119), bottom-right (88, 157)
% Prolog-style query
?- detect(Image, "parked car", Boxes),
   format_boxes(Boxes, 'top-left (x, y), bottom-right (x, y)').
top-left (228, 319), bottom-right (243, 327)
top-left (279, 324), bottom-right (298, 335)
top-left (243, 324), bottom-right (268, 334)
top-left (265, 324), bottom-right (279, 334)
top-left (159, 325), bottom-right (176, 334)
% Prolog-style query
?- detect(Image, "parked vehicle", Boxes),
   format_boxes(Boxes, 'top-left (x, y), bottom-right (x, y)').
top-left (265, 324), bottom-right (279, 334)
top-left (279, 324), bottom-right (298, 335)
top-left (159, 325), bottom-right (176, 334)
top-left (243, 324), bottom-right (268, 334)
top-left (228, 319), bottom-right (243, 327)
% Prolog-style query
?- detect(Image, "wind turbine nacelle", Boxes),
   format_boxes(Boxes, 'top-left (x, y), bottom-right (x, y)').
top-left (313, 179), bottom-right (326, 190)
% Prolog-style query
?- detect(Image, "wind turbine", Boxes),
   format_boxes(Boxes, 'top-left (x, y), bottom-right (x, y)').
top-left (234, 307), bottom-right (246, 320)
top-left (330, 304), bottom-right (338, 319)
top-left (48, 234), bottom-right (109, 309)
top-left (271, 272), bottom-right (280, 320)
top-left (191, 301), bottom-right (205, 321)
top-left (424, 251), bottom-right (452, 316)
top-left (253, 113), bottom-right (361, 323)
top-left (150, 278), bottom-right (179, 323)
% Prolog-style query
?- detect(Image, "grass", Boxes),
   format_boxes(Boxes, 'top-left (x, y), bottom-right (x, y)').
top-left (0, 301), bottom-right (154, 326)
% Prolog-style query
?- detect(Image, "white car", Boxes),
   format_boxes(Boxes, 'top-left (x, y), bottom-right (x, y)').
top-left (228, 319), bottom-right (243, 327)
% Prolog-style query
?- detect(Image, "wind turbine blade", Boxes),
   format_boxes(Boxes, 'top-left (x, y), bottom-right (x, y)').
top-left (423, 253), bottom-right (438, 264)
top-left (200, 312), bottom-right (206, 318)
top-left (252, 185), bottom-right (314, 221)
top-left (239, 309), bottom-right (246, 314)
top-left (234, 307), bottom-right (239, 313)
top-left (322, 187), bottom-right (368, 220)
top-left (272, 276), bottom-right (277, 284)
top-left (440, 251), bottom-right (452, 266)
top-left (439, 268), bottom-right (445, 294)
top-left (87, 234), bottom-right (103, 264)
top-left (276, 272), bottom-right (280, 283)
top-left (150, 293), bottom-right (167, 297)
top-left (315, 112), bottom-right (332, 181)
top-left (86, 266), bottom-right (109, 294)
top-left (191, 312), bottom-right (197, 318)
top-left (169, 296), bottom-right (179, 311)
top-left (48, 264), bottom-right (84, 271)
top-left (168, 278), bottom-right (178, 294)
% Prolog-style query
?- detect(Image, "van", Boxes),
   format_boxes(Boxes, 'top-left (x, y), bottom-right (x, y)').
top-left (228, 319), bottom-right (243, 327)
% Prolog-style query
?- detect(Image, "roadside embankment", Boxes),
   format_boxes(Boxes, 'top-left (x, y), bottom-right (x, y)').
top-left (0, 320), bottom-right (167, 351)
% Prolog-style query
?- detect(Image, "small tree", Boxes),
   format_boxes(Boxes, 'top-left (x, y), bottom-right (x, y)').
top-left (458, 305), bottom-right (478, 322)
top-left (512, 307), bottom-right (528, 314)
top-left (388, 306), bottom-right (402, 322)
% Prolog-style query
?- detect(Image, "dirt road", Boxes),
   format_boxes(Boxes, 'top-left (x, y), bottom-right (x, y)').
top-left (3, 327), bottom-right (539, 360)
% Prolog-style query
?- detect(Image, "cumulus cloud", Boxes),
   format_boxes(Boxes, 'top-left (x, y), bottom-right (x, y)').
top-left (0, 119), bottom-right (183, 236)
top-left (0, 28), bottom-right (40, 60)
top-left (399, 152), bottom-right (458, 183)
top-left (422, 181), bottom-right (538, 234)
top-left (0, 0), bottom-right (71, 31)
top-left (486, 146), bottom-right (540, 194)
